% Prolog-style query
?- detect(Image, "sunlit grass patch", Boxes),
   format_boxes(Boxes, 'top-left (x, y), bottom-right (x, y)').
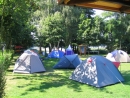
top-left (5, 55), bottom-right (130, 98)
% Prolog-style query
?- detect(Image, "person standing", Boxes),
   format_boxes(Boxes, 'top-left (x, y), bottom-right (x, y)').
top-left (1, 44), bottom-right (6, 55)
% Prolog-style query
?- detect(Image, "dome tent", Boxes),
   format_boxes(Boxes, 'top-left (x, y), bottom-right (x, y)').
top-left (13, 51), bottom-right (46, 74)
top-left (106, 50), bottom-right (130, 62)
top-left (70, 55), bottom-right (124, 87)
top-left (53, 54), bottom-right (82, 69)
top-left (48, 50), bottom-right (65, 58)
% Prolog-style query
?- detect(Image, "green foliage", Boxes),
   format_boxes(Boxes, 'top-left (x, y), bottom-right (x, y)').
top-left (0, 51), bottom-right (13, 98)
top-left (0, 50), bottom-right (14, 70)
top-left (41, 12), bottom-right (64, 48)
top-left (98, 49), bottom-right (108, 54)
top-left (0, 0), bottom-right (34, 49)
top-left (0, 63), bottom-right (6, 98)
top-left (1, 0), bottom-right (130, 53)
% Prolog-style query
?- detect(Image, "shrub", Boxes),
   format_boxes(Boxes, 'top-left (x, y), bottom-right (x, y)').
top-left (0, 62), bottom-right (6, 98)
top-left (98, 49), bottom-right (108, 54)
top-left (0, 50), bottom-right (14, 98)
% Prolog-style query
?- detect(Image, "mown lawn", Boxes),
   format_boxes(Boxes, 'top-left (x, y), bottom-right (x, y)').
top-left (5, 55), bottom-right (130, 98)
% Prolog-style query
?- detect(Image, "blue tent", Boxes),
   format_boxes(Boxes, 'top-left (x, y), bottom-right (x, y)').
top-left (65, 45), bottom-right (74, 55)
top-left (53, 54), bottom-right (82, 69)
top-left (70, 55), bottom-right (124, 87)
top-left (48, 50), bottom-right (64, 58)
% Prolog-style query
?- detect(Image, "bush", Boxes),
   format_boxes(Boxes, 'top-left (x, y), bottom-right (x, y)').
top-left (98, 49), bottom-right (108, 54)
top-left (0, 62), bottom-right (6, 98)
top-left (0, 50), bottom-right (14, 98)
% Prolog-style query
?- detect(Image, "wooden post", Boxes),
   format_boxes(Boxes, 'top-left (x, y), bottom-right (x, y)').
top-left (78, 44), bottom-right (87, 55)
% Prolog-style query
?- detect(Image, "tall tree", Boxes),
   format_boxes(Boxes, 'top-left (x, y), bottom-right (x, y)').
top-left (41, 12), bottom-right (64, 51)
top-left (78, 10), bottom-right (94, 46)
top-left (91, 16), bottom-right (106, 49)
top-left (0, 0), bottom-right (34, 49)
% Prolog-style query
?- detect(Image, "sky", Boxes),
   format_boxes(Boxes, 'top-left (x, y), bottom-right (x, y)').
top-left (94, 9), bottom-right (104, 15)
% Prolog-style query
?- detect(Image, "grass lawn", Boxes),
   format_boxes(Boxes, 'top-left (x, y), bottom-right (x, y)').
top-left (5, 55), bottom-right (130, 98)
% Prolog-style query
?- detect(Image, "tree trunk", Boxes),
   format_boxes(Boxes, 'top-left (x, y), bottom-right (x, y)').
top-left (49, 43), bottom-right (52, 52)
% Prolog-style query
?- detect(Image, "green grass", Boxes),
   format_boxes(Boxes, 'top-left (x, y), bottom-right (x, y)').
top-left (5, 55), bottom-right (130, 98)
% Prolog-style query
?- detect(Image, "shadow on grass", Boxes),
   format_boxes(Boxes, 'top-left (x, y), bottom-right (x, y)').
top-left (6, 57), bottom-right (130, 97)
top-left (6, 57), bottom-right (84, 95)
top-left (43, 58), bottom-right (59, 72)
top-left (11, 70), bottom-right (84, 96)
top-left (121, 71), bottom-right (130, 85)
top-left (7, 69), bottom-right (130, 97)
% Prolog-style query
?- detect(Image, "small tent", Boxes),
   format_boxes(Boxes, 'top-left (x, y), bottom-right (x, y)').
top-left (53, 54), bottom-right (82, 69)
top-left (65, 45), bottom-right (74, 55)
top-left (70, 55), bottom-right (124, 87)
top-left (48, 50), bottom-right (64, 58)
top-left (106, 50), bottom-right (130, 62)
top-left (13, 51), bottom-right (46, 74)
top-left (24, 49), bottom-right (40, 57)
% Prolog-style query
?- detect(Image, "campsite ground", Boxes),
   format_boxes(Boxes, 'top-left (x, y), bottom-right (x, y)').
top-left (5, 55), bottom-right (130, 98)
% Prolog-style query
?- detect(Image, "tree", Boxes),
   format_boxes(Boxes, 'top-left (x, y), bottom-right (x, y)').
top-left (41, 12), bottom-right (64, 51)
top-left (0, 0), bottom-right (34, 49)
top-left (62, 6), bottom-right (90, 46)
top-left (78, 10), bottom-right (94, 46)
top-left (90, 16), bottom-right (107, 50)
